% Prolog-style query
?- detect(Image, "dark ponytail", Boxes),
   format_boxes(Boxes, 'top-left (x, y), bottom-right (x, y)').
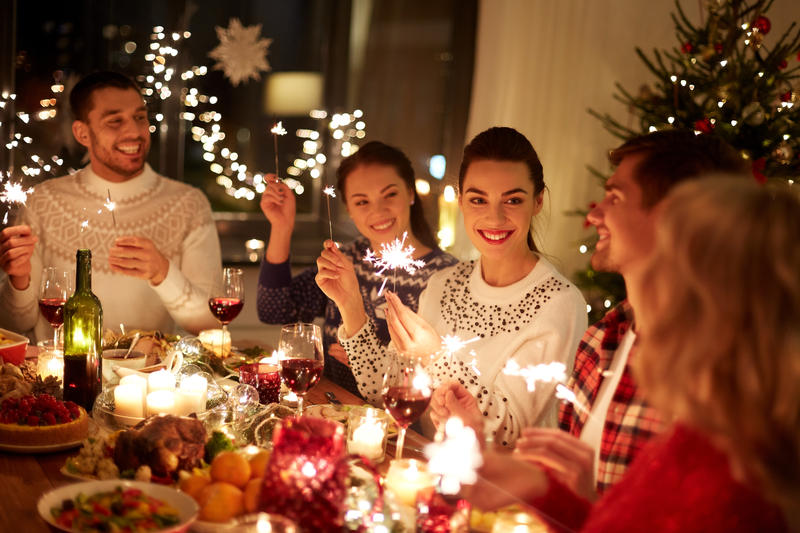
top-left (337, 141), bottom-right (439, 250)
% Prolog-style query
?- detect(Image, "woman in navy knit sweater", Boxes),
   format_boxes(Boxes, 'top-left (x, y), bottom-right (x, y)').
top-left (256, 141), bottom-right (457, 397)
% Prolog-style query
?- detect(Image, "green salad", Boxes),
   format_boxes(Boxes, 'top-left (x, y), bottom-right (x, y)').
top-left (51, 486), bottom-right (180, 532)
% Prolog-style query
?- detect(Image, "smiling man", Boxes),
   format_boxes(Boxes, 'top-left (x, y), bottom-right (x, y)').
top-left (511, 129), bottom-right (750, 501)
top-left (0, 71), bottom-right (222, 339)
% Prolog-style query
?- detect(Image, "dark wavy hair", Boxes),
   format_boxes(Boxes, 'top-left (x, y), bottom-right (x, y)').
top-left (336, 141), bottom-right (438, 250)
top-left (457, 127), bottom-right (545, 251)
top-left (70, 71), bottom-right (142, 122)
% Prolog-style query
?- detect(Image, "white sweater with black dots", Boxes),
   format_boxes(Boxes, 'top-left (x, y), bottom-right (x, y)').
top-left (339, 256), bottom-right (587, 446)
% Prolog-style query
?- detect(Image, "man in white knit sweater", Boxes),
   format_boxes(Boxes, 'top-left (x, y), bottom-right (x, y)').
top-left (0, 72), bottom-right (221, 340)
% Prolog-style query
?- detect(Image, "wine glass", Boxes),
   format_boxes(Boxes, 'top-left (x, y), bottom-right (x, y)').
top-left (278, 323), bottom-right (324, 414)
top-left (39, 267), bottom-right (71, 349)
top-left (208, 267), bottom-right (245, 356)
top-left (382, 352), bottom-right (433, 459)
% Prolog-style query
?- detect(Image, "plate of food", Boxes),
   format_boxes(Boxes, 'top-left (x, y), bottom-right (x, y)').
top-left (38, 480), bottom-right (199, 532)
top-left (304, 403), bottom-right (398, 437)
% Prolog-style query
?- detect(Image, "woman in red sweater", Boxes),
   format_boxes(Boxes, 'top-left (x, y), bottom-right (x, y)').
top-left (469, 178), bottom-right (800, 532)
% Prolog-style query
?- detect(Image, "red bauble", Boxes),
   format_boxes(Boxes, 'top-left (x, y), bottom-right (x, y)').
top-left (681, 42), bottom-right (693, 53)
top-left (752, 158), bottom-right (767, 185)
top-left (780, 90), bottom-right (792, 102)
top-left (753, 16), bottom-right (771, 34)
top-left (693, 118), bottom-right (714, 134)
top-left (779, 59), bottom-right (788, 70)
top-left (714, 43), bottom-right (723, 53)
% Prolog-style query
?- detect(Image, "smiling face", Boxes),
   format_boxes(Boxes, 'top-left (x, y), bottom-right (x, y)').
top-left (72, 87), bottom-right (151, 182)
top-left (343, 163), bottom-right (415, 248)
top-left (459, 159), bottom-right (543, 261)
top-left (587, 153), bottom-right (658, 277)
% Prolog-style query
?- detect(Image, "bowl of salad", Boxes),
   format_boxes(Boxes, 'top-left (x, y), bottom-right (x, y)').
top-left (38, 480), bottom-right (198, 532)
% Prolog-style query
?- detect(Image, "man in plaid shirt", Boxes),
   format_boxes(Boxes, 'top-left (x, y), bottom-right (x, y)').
top-left (514, 129), bottom-right (748, 500)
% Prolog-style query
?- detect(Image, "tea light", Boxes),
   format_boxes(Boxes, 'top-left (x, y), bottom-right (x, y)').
top-left (347, 407), bottom-right (388, 462)
top-left (37, 349), bottom-right (63, 381)
top-left (146, 390), bottom-right (176, 416)
top-left (148, 369), bottom-right (175, 393)
top-left (175, 374), bottom-right (208, 415)
top-left (198, 328), bottom-right (232, 358)
top-left (115, 382), bottom-right (145, 418)
top-left (384, 459), bottom-right (435, 507)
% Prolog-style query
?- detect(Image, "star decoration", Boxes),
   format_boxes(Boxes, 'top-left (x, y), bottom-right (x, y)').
top-left (208, 18), bottom-right (272, 86)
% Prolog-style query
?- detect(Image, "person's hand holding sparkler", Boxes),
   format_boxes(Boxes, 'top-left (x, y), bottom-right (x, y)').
top-left (108, 235), bottom-right (170, 285)
top-left (384, 289), bottom-right (440, 360)
top-left (259, 173), bottom-right (295, 264)
top-left (430, 381), bottom-right (484, 439)
top-left (513, 427), bottom-right (598, 502)
top-left (0, 225), bottom-right (38, 290)
top-left (314, 240), bottom-right (367, 336)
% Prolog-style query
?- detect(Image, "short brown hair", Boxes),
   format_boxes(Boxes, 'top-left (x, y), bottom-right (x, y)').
top-left (609, 129), bottom-right (748, 208)
top-left (69, 71), bottom-right (142, 122)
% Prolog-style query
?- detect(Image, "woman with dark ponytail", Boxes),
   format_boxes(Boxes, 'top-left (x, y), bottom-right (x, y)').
top-left (257, 141), bottom-right (457, 397)
top-left (319, 127), bottom-right (587, 446)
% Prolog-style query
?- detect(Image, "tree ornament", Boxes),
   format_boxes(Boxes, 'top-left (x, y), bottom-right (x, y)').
top-left (681, 42), bottom-right (694, 53)
top-left (742, 101), bottom-right (765, 126)
top-left (694, 118), bottom-right (714, 134)
top-left (753, 15), bottom-right (771, 34)
top-left (752, 158), bottom-right (767, 184)
top-left (773, 141), bottom-right (794, 164)
top-left (208, 18), bottom-right (272, 86)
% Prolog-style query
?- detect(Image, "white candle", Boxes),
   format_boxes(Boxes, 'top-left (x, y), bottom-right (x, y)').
top-left (37, 351), bottom-right (63, 381)
top-left (115, 383), bottom-right (145, 418)
top-left (347, 409), bottom-right (387, 461)
top-left (148, 369), bottom-right (175, 393)
top-left (146, 390), bottom-right (176, 416)
top-left (384, 459), bottom-right (435, 507)
top-left (175, 375), bottom-right (208, 415)
top-left (119, 374), bottom-right (147, 418)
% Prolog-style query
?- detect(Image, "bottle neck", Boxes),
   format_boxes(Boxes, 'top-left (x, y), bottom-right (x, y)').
top-left (75, 249), bottom-right (92, 292)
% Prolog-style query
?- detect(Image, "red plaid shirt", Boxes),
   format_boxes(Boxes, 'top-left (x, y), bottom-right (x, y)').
top-left (558, 300), bottom-right (663, 494)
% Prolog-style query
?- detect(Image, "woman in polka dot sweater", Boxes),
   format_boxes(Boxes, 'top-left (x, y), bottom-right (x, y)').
top-left (257, 141), bottom-right (457, 397)
top-left (317, 127), bottom-right (587, 446)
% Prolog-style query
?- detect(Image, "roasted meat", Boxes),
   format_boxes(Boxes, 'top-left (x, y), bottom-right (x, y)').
top-left (114, 414), bottom-right (207, 478)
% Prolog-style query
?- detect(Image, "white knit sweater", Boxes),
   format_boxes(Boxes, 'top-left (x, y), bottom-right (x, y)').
top-left (0, 164), bottom-right (222, 340)
top-left (340, 256), bottom-right (587, 446)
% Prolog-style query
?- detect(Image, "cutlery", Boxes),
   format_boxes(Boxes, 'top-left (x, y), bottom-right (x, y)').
top-left (325, 391), bottom-right (342, 405)
top-left (123, 332), bottom-right (141, 359)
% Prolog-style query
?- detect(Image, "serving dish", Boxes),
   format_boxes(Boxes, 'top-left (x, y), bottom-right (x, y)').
top-left (0, 328), bottom-right (29, 366)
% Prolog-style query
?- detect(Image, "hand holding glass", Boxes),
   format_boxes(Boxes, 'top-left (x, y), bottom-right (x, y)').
top-left (39, 267), bottom-right (71, 349)
top-left (382, 353), bottom-right (432, 459)
top-left (278, 323), bottom-right (324, 414)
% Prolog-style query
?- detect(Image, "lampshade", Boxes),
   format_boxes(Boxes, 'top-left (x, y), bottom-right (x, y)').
top-left (264, 72), bottom-right (324, 115)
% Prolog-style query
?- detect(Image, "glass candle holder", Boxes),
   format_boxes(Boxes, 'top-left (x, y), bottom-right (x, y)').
top-left (239, 363), bottom-right (281, 405)
top-left (346, 406), bottom-right (389, 463)
top-left (384, 458), bottom-right (435, 507)
top-left (416, 487), bottom-right (471, 533)
top-left (36, 340), bottom-right (63, 382)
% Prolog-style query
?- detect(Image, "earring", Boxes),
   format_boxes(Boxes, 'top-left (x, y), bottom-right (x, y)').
top-left (410, 199), bottom-right (415, 205)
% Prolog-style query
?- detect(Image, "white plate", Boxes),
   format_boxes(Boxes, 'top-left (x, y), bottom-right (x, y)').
top-left (0, 439), bottom-right (84, 453)
top-left (38, 479), bottom-right (199, 532)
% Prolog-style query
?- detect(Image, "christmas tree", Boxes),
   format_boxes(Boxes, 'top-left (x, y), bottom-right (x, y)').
top-left (578, 0), bottom-right (800, 321)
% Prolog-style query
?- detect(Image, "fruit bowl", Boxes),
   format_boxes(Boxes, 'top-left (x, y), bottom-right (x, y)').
top-left (0, 328), bottom-right (29, 365)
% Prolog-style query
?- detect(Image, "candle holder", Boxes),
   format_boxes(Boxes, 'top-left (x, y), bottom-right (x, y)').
top-left (415, 487), bottom-right (471, 533)
top-left (36, 340), bottom-right (63, 382)
top-left (346, 406), bottom-right (389, 463)
top-left (383, 458), bottom-right (435, 508)
top-left (239, 363), bottom-right (281, 405)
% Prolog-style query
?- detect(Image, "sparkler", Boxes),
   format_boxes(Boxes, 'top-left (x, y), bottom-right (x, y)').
top-left (363, 232), bottom-right (426, 295)
top-left (323, 185), bottom-right (336, 241)
top-left (424, 417), bottom-right (483, 495)
top-left (440, 334), bottom-right (481, 375)
top-left (0, 175), bottom-right (34, 225)
top-left (270, 121), bottom-right (287, 178)
top-left (502, 360), bottom-right (567, 392)
top-left (104, 189), bottom-right (117, 228)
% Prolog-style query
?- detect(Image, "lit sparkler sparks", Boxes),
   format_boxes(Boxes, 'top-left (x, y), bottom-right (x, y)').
top-left (424, 417), bottom-right (483, 495)
top-left (555, 383), bottom-right (592, 416)
top-left (270, 121), bottom-right (287, 178)
top-left (0, 178), bottom-right (34, 224)
top-left (363, 232), bottom-right (425, 295)
top-left (104, 189), bottom-right (117, 228)
top-left (440, 334), bottom-right (481, 375)
top-left (323, 186), bottom-right (336, 241)
top-left (502, 360), bottom-right (567, 392)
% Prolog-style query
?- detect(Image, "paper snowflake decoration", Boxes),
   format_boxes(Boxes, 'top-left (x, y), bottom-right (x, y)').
top-left (208, 18), bottom-right (272, 86)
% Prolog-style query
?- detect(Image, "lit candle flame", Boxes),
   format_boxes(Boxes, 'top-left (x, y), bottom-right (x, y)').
top-left (424, 417), bottom-right (483, 494)
top-left (363, 232), bottom-right (426, 295)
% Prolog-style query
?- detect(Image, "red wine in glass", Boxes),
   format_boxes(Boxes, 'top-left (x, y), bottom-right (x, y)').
top-left (382, 386), bottom-right (431, 428)
top-left (280, 358), bottom-right (324, 394)
top-left (208, 297), bottom-right (243, 324)
top-left (39, 298), bottom-right (66, 327)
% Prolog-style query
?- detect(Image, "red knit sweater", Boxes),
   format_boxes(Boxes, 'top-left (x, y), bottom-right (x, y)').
top-left (531, 424), bottom-right (787, 533)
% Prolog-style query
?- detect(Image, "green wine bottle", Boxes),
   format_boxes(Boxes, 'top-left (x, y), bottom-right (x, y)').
top-left (63, 249), bottom-right (103, 410)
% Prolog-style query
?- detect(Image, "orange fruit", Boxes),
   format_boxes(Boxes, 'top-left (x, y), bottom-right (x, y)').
top-left (179, 473), bottom-right (211, 502)
top-left (210, 451), bottom-right (251, 488)
top-left (248, 450), bottom-right (271, 479)
top-left (197, 482), bottom-right (244, 523)
top-left (243, 478), bottom-right (263, 513)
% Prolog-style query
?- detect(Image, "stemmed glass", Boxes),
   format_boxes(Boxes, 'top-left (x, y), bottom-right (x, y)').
top-left (39, 267), bottom-right (71, 349)
top-left (208, 267), bottom-right (245, 355)
top-left (278, 323), bottom-right (324, 415)
top-left (381, 352), bottom-right (433, 459)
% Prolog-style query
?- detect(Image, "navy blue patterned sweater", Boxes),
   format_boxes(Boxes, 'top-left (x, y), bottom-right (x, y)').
top-left (257, 236), bottom-right (458, 397)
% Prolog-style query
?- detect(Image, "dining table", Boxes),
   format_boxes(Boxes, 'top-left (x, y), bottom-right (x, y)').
top-left (0, 367), bottom-right (430, 532)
